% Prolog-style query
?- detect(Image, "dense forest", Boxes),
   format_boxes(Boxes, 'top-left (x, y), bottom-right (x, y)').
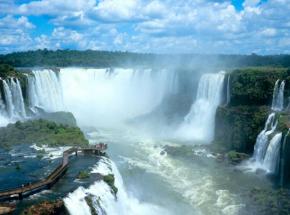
top-left (1, 49), bottom-right (290, 68)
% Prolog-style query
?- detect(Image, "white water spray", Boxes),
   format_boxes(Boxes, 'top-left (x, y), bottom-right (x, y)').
top-left (57, 68), bottom-right (177, 127)
top-left (64, 157), bottom-right (169, 215)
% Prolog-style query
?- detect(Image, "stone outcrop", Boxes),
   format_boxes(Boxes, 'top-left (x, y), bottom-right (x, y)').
top-left (214, 68), bottom-right (290, 153)
top-left (215, 105), bottom-right (269, 152)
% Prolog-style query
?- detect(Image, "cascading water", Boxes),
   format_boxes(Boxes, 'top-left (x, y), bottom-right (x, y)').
top-left (2, 78), bottom-right (26, 119)
top-left (250, 79), bottom-right (285, 173)
top-left (226, 74), bottom-right (231, 106)
top-left (57, 68), bottom-right (177, 127)
top-left (176, 71), bottom-right (225, 142)
top-left (0, 87), bottom-right (9, 126)
top-left (263, 132), bottom-right (282, 173)
top-left (10, 78), bottom-right (26, 118)
top-left (272, 79), bottom-right (285, 111)
top-left (2, 79), bottom-right (14, 118)
top-left (28, 69), bottom-right (64, 112)
top-left (64, 157), bottom-right (168, 215)
top-left (252, 113), bottom-right (278, 163)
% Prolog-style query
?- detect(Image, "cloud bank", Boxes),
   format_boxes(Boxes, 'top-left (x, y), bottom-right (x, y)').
top-left (0, 0), bottom-right (289, 54)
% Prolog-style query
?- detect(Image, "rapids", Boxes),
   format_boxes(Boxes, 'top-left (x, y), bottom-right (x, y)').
top-left (1, 68), bottom-right (277, 215)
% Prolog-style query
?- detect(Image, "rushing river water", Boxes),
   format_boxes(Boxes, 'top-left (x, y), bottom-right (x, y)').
top-left (0, 67), bottom-right (279, 214)
top-left (82, 125), bottom-right (273, 215)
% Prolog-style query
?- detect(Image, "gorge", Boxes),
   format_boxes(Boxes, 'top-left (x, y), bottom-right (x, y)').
top-left (1, 62), bottom-right (290, 215)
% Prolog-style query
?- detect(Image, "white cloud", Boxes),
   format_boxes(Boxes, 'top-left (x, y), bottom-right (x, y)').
top-left (17, 0), bottom-right (96, 15)
top-left (243, 0), bottom-right (261, 7)
top-left (92, 0), bottom-right (142, 22)
top-left (0, 15), bottom-right (35, 29)
top-left (1, 0), bottom-right (290, 54)
top-left (260, 28), bottom-right (277, 37)
top-left (0, 15), bottom-right (34, 51)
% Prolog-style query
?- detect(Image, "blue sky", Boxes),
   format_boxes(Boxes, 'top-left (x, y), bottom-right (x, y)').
top-left (0, 0), bottom-right (290, 54)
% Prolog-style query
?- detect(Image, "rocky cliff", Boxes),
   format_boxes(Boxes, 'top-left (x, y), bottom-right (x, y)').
top-left (215, 68), bottom-right (290, 153)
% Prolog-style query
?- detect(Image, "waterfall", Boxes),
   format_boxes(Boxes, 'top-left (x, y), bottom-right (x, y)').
top-left (0, 89), bottom-right (9, 126)
top-left (272, 80), bottom-right (285, 111)
top-left (226, 74), bottom-right (231, 106)
top-left (263, 132), bottom-right (282, 173)
top-left (28, 69), bottom-right (64, 112)
top-left (3, 79), bottom-right (14, 118)
top-left (57, 68), bottom-right (177, 126)
top-left (2, 78), bottom-right (26, 119)
top-left (250, 79), bottom-right (286, 173)
top-left (252, 113), bottom-right (277, 163)
top-left (11, 78), bottom-right (26, 118)
top-left (176, 71), bottom-right (225, 142)
top-left (64, 157), bottom-right (168, 215)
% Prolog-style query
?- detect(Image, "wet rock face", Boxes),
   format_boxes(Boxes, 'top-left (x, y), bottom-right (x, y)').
top-left (247, 188), bottom-right (290, 215)
top-left (226, 151), bottom-right (250, 164)
top-left (21, 200), bottom-right (68, 215)
top-left (215, 105), bottom-right (269, 153)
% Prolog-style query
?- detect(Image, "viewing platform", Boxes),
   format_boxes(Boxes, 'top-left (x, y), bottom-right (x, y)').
top-left (0, 143), bottom-right (107, 205)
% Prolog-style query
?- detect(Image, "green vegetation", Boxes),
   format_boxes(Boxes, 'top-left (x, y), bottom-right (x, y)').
top-left (103, 174), bottom-right (118, 195)
top-left (77, 170), bottom-right (90, 180)
top-left (0, 49), bottom-right (154, 68)
top-left (0, 119), bottom-right (89, 149)
top-left (1, 50), bottom-right (290, 68)
top-left (0, 64), bottom-right (28, 101)
top-left (226, 151), bottom-right (249, 164)
top-left (15, 163), bottom-right (21, 170)
top-left (0, 63), bottom-right (25, 79)
top-left (164, 145), bottom-right (195, 158)
top-left (84, 195), bottom-right (98, 215)
top-left (230, 67), bottom-right (290, 106)
top-left (215, 67), bottom-right (290, 153)
top-left (277, 113), bottom-right (290, 133)
top-left (37, 111), bottom-right (77, 127)
top-left (21, 199), bottom-right (68, 215)
top-left (215, 105), bottom-right (270, 153)
top-left (248, 188), bottom-right (290, 215)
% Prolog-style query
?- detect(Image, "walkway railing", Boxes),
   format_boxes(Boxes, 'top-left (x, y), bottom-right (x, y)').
top-left (0, 144), bottom-right (107, 202)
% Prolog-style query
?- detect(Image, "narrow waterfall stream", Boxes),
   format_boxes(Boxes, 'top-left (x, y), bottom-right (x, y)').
top-left (0, 78), bottom-right (26, 124)
top-left (249, 79), bottom-right (285, 173)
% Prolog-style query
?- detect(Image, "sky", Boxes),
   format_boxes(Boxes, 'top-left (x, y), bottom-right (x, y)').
top-left (0, 0), bottom-right (290, 54)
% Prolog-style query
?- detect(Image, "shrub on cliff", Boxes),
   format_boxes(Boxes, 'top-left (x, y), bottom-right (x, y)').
top-left (103, 174), bottom-right (118, 195)
top-left (229, 67), bottom-right (289, 106)
top-left (0, 63), bottom-right (25, 79)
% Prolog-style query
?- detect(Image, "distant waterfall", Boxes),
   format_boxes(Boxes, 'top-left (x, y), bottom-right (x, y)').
top-left (251, 79), bottom-right (285, 173)
top-left (2, 79), bottom-right (14, 118)
top-left (226, 74), bottom-right (231, 106)
top-left (28, 69), bottom-right (64, 112)
top-left (58, 68), bottom-right (177, 126)
top-left (272, 80), bottom-right (285, 111)
top-left (176, 71), bottom-right (225, 142)
top-left (2, 78), bottom-right (26, 119)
